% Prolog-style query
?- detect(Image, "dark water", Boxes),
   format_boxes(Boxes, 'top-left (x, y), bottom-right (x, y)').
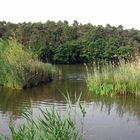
top-left (0, 64), bottom-right (140, 140)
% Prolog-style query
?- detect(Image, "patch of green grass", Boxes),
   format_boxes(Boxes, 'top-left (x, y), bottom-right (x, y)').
top-left (87, 61), bottom-right (140, 96)
top-left (0, 39), bottom-right (56, 89)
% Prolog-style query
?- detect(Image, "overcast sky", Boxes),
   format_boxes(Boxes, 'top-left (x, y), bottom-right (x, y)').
top-left (0, 0), bottom-right (140, 29)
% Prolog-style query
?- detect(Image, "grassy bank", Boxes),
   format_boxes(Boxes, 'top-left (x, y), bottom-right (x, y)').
top-left (87, 60), bottom-right (140, 96)
top-left (0, 39), bottom-right (55, 89)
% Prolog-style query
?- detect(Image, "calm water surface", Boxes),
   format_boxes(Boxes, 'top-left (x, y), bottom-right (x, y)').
top-left (0, 64), bottom-right (140, 140)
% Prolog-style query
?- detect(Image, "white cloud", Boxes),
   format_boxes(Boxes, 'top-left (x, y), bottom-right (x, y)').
top-left (0, 0), bottom-right (140, 29)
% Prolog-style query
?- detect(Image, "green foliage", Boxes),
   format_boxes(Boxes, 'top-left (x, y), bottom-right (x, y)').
top-left (87, 60), bottom-right (140, 96)
top-left (0, 21), bottom-right (139, 64)
top-left (0, 39), bottom-right (55, 89)
top-left (64, 25), bottom-right (78, 41)
top-left (54, 40), bottom-right (82, 64)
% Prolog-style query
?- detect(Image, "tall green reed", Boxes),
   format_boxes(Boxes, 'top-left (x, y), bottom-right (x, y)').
top-left (87, 60), bottom-right (140, 96)
top-left (0, 93), bottom-right (86, 140)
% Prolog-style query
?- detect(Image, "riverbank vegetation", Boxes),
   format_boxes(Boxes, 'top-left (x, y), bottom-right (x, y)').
top-left (0, 21), bottom-right (140, 64)
top-left (87, 60), bottom-right (140, 96)
top-left (0, 39), bottom-right (55, 89)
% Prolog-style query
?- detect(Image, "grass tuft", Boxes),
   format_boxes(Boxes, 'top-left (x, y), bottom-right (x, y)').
top-left (0, 94), bottom-right (84, 140)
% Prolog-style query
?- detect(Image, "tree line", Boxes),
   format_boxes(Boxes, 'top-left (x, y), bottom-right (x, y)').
top-left (0, 20), bottom-right (140, 64)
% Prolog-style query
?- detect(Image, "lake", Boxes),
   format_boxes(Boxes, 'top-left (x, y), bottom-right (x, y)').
top-left (0, 64), bottom-right (140, 140)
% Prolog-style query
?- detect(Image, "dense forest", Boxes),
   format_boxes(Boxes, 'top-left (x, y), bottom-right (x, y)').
top-left (0, 20), bottom-right (140, 64)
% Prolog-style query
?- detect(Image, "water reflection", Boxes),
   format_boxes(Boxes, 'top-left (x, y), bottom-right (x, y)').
top-left (1, 86), bottom-right (140, 120)
top-left (0, 64), bottom-right (140, 140)
top-left (0, 87), bottom-right (30, 118)
top-left (83, 95), bottom-right (140, 140)
top-left (90, 95), bottom-right (140, 119)
top-left (0, 82), bottom-right (88, 118)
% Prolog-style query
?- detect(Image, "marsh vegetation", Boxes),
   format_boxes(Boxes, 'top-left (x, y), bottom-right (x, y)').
top-left (87, 60), bottom-right (140, 96)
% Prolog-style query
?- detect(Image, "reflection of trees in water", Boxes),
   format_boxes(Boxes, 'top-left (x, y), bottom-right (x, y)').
top-left (0, 80), bottom-right (89, 118)
top-left (0, 87), bottom-right (31, 118)
top-left (1, 81), bottom-right (140, 122)
top-left (91, 95), bottom-right (140, 121)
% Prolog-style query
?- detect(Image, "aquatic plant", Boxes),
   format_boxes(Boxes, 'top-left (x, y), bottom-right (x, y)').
top-left (0, 94), bottom-right (85, 140)
top-left (87, 60), bottom-right (140, 96)
top-left (0, 108), bottom-right (82, 140)
top-left (0, 39), bottom-right (56, 89)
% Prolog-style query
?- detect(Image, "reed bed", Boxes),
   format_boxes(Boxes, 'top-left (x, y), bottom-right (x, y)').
top-left (0, 39), bottom-right (55, 89)
top-left (87, 60), bottom-right (140, 96)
